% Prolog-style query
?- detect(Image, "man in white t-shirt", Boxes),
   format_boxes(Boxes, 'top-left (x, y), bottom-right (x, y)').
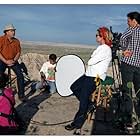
top-left (35, 54), bottom-right (57, 94)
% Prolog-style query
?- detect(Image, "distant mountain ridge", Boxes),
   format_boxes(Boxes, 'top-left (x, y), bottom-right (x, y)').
top-left (21, 41), bottom-right (96, 49)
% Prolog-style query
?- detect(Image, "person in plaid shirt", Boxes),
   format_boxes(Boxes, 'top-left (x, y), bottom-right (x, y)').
top-left (120, 11), bottom-right (140, 127)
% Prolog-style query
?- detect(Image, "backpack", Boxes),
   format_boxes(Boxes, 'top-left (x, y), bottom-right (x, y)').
top-left (0, 88), bottom-right (19, 134)
top-left (92, 106), bottom-right (121, 135)
top-left (109, 92), bottom-right (133, 131)
top-left (92, 92), bottom-right (133, 135)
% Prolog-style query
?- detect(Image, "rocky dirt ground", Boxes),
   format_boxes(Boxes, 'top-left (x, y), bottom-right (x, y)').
top-left (15, 85), bottom-right (94, 135)
top-left (12, 51), bottom-right (119, 135)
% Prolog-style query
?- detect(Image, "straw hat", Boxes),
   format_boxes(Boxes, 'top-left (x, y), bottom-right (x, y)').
top-left (3, 24), bottom-right (16, 33)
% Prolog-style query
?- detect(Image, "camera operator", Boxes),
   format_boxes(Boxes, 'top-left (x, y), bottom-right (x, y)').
top-left (120, 11), bottom-right (140, 126)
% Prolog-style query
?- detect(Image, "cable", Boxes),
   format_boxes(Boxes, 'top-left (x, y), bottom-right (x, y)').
top-left (30, 119), bottom-right (73, 126)
top-left (29, 105), bottom-right (96, 127)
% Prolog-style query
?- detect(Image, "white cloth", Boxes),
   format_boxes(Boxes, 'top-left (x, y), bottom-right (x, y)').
top-left (40, 61), bottom-right (56, 82)
top-left (85, 44), bottom-right (112, 80)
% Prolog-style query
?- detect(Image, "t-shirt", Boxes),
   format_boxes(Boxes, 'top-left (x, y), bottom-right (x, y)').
top-left (40, 61), bottom-right (56, 82)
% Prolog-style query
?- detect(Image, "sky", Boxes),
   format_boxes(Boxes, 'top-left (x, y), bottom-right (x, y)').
top-left (0, 4), bottom-right (139, 45)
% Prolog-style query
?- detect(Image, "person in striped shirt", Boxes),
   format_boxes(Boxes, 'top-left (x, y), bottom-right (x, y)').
top-left (120, 11), bottom-right (140, 126)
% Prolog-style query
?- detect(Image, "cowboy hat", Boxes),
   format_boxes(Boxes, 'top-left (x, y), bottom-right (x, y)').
top-left (3, 24), bottom-right (16, 33)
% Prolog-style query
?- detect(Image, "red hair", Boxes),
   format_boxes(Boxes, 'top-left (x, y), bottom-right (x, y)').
top-left (97, 27), bottom-right (112, 47)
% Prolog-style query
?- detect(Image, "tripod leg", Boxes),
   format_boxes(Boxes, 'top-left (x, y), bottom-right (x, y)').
top-left (97, 86), bottom-right (101, 106)
top-left (7, 67), bottom-right (12, 87)
top-left (112, 61), bottom-right (116, 90)
top-left (112, 58), bottom-right (122, 91)
top-left (87, 112), bottom-right (93, 123)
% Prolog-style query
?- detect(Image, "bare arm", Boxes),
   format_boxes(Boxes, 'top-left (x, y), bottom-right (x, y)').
top-left (13, 52), bottom-right (20, 62)
top-left (13, 39), bottom-right (21, 62)
top-left (0, 53), bottom-right (7, 63)
top-left (0, 53), bottom-right (14, 65)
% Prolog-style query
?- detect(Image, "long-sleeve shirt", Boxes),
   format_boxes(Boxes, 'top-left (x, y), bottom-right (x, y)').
top-left (85, 44), bottom-right (112, 80)
top-left (120, 26), bottom-right (140, 67)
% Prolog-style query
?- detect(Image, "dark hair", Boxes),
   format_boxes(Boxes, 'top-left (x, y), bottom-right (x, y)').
top-left (4, 30), bottom-right (7, 34)
top-left (49, 54), bottom-right (57, 61)
top-left (0, 73), bottom-right (9, 89)
top-left (127, 11), bottom-right (140, 24)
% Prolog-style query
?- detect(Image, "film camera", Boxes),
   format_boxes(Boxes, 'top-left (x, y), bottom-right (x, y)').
top-left (110, 26), bottom-right (122, 60)
top-left (109, 26), bottom-right (122, 91)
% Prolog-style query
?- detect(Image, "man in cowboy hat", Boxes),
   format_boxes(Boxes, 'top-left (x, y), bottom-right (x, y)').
top-left (0, 24), bottom-right (26, 102)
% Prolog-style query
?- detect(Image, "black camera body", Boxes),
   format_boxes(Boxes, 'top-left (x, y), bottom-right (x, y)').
top-left (110, 26), bottom-right (122, 60)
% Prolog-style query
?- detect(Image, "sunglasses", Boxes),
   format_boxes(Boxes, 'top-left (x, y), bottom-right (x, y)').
top-left (96, 34), bottom-right (102, 37)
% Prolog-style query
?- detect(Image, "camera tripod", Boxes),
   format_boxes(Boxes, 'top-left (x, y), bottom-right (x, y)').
top-left (111, 55), bottom-right (122, 92)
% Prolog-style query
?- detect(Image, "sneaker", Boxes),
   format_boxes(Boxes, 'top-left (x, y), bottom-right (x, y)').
top-left (126, 123), bottom-right (133, 130)
top-left (65, 123), bottom-right (77, 131)
top-left (73, 129), bottom-right (81, 135)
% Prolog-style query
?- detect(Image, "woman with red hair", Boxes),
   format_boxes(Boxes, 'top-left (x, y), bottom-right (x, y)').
top-left (65, 27), bottom-right (112, 133)
top-left (97, 27), bottom-right (112, 47)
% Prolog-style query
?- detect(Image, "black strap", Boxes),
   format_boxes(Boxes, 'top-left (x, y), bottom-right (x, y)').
top-left (0, 111), bottom-right (15, 119)
top-left (0, 112), bottom-right (16, 125)
top-left (0, 112), bottom-right (9, 118)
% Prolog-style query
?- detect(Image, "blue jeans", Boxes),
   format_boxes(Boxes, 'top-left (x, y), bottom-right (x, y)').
top-left (121, 62), bottom-right (140, 118)
top-left (70, 75), bottom-right (96, 129)
top-left (35, 80), bottom-right (56, 94)
top-left (47, 81), bottom-right (56, 94)
top-left (121, 62), bottom-right (140, 97)
top-left (0, 60), bottom-right (25, 98)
